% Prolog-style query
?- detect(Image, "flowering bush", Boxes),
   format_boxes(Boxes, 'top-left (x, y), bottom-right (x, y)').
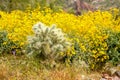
top-left (0, 30), bottom-right (18, 55)
top-left (0, 7), bottom-right (120, 70)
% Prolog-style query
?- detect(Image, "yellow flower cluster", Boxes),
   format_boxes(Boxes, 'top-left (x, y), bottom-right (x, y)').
top-left (0, 7), bottom-right (120, 69)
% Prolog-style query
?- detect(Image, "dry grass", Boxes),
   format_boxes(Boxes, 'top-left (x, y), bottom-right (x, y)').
top-left (0, 63), bottom-right (8, 80)
top-left (0, 55), bottom-right (101, 80)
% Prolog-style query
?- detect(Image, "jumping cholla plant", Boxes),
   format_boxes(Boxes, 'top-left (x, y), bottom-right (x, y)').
top-left (27, 22), bottom-right (71, 63)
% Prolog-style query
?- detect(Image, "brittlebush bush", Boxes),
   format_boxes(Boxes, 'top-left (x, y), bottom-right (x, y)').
top-left (0, 7), bottom-right (120, 70)
top-left (0, 30), bottom-right (18, 55)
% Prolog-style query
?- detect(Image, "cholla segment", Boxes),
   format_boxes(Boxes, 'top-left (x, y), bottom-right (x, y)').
top-left (27, 22), bottom-right (71, 60)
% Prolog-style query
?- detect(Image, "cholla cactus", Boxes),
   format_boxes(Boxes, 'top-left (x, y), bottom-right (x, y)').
top-left (27, 22), bottom-right (71, 60)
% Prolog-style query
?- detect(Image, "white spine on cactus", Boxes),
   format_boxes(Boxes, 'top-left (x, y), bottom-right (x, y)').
top-left (27, 22), bottom-right (71, 59)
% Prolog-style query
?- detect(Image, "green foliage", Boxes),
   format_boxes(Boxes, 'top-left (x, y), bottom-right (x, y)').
top-left (0, 0), bottom-right (69, 12)
top-left (27, 22), bottom-right (71, 63)
top-left (0, 0), bottom-right (30, 12)
top-left (0, 30), bottom-right (18, 55)
top-left (106, 31), bottom-right (120, 65)
top-left (0, 30), bottom-right (7, 54)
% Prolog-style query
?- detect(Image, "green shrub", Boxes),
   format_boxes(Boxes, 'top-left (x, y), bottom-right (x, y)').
top-left (0, 30), bottom-right (18, 55)
top-left (106, 31), bottom-right (120, 65)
